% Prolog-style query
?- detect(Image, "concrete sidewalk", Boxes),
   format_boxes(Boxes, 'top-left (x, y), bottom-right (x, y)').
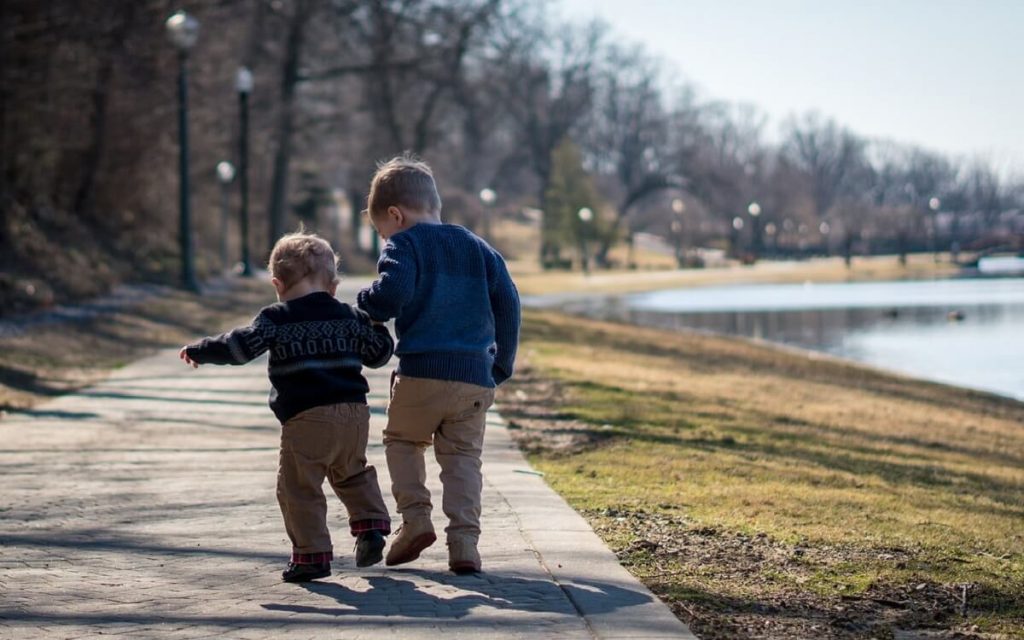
top-left (0, 333), bottom-right (693, 638)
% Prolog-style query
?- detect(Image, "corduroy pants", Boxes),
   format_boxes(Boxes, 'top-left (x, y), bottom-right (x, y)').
top-left (277, 403), bottom-right (390, 555)
top-left (384, 374), bottom-right (495, 542)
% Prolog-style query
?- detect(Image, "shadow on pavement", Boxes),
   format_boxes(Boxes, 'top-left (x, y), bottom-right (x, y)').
top-left (259, 568), bottom-right (651, 618)
top-left (0, 407), bottom-right (100, 419)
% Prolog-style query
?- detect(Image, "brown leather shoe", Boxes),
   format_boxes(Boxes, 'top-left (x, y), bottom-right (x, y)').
top-left (385, 519), bottom-right (436, 567)
top-left (447, 537), bottom-right (481, 574)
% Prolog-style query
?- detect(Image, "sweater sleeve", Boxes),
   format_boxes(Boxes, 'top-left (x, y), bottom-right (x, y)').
top-left (356, 234), bottom-right (417, 322)
top-left (355, 309), bottom-right (395, 369)
top-left (487, 250), bottom-right (521, 386)
top-left (184, 310), bottom-right (276, 365)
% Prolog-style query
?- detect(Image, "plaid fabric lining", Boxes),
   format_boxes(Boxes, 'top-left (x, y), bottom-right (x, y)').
top-left (351, 518), bottom-right (391, 536)
top-left (290, 550), bottom-right (333, 565)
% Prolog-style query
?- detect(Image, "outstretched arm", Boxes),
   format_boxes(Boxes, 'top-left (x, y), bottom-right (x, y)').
top-left (356, 235), bottom-right (417, 322)
top-left (181, 311), bottom-right (275, 367)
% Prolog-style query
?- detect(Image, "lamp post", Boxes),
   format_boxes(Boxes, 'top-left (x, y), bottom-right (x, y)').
top-left (577, 207), bottom-right (593, 275)
top-left (671, 198), bottom-right (686, 267)
top-left (747, 201), bottom-right (762, 259)
top-left (764, 222), bottom-right (778, 256)
top-left (236, 66), bottom-right (254, 276)
top-left (216, 161), bottom-right (235, 270)
top-left (165, 10), bottom-right (200, 292)
top-left (731, 216), bottom-right (745, 259)
top-left (928, 196), bottom-right (941, 262)
top-left (479, 188), bottom-right (496, 242)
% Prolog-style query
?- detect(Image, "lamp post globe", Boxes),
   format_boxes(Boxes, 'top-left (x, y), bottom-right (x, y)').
top-left (166, 10), bottom-right (200, 292)
top-left (165, 11), bottom-right (200, 50)
top-left (236, 67), bottom-right (254, 94)
top-left (216, 161), bottom-right (236, 184)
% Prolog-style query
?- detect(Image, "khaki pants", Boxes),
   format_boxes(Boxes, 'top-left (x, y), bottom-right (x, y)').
top-left (277, 403), bottom-right (390, 555)
top-left (384, 374), bottom-right (495, 542)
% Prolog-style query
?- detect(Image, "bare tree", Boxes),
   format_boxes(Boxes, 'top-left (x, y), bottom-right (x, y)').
top-left (781, 113), bottom-right (864, 220)
top-left (494, 18), bottom-right (606, 264)
top-left (683, 102), bottom-right (769, 256)
top-left (582, 44), bottom-right (678, 266)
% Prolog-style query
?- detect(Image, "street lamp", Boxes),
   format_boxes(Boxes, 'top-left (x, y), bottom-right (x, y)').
top-left (236, 66), bottom-right (254, 276)
top-left (166, 10), bottom-right (200, 292)
top-left (671, 198), bottom-right (686, 266)
top-left (216, 161), bottom-right (235, 270)
top-left (731, 216), bottom-right (745, 259)
top-left (764, 222), bottom-right (778, 255)
top-left (928, 197), bottom-right (941, 262)
top-left (747, 201), bottom-right (762, 259)
top-left (479, 188), bottom-right (496, 242)
top-left (819, 221), bottom-right (831, 255)
top-left (577, 207), bottom-right (593, 275)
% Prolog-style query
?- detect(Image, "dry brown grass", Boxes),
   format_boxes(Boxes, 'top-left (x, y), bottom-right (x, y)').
top-left (509, 254), bottom-right (960, 297)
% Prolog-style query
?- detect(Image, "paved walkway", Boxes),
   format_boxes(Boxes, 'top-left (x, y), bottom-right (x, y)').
top-left (0, 316), bottom-right (693, 638)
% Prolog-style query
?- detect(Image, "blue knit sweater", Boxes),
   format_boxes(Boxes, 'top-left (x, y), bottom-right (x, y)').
top-left (357, 223), bottom-right (520, 388)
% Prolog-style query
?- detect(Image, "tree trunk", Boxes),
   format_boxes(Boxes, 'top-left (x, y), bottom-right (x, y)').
top-left (266, 1), bottom-right (310, 254)
top-left (74, 5), bottom-right (137, 219)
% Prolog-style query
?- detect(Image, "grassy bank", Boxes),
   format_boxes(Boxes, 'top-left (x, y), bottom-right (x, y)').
top-left (0, 277), bottom-right (273, 412)
top-left (508, 254), bottom-right (961, 297)
top-left (497, 309), bottom-right (1024, 639)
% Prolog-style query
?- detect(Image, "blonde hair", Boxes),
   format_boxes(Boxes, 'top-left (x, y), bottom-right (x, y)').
top-left (367, 154), bottom-right (442, 219)
top-left (268, 231), bottom-right (339, 290)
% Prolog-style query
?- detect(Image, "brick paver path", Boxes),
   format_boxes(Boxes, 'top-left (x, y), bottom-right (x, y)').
top-left (1, 327), bottom-right (692, 638)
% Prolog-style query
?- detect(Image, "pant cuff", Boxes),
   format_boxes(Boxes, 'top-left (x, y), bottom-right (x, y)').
top-left (290, 550), bottom-right (333, 564)
top-left (350, 518), bottom-right (392, 537)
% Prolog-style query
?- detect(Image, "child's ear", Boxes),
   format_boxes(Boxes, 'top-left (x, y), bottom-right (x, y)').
top-left (271, 277), bottom-right (286, 296)
top-left (387, 205), bottom-right (404, 226)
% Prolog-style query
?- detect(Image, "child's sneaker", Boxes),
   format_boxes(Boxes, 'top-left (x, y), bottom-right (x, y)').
top-left (281, 561), bottom-right (331, 583)
top-left (447, 537), bottom-right (481, 574)
top-left (355, 530), bottom-right (386, 567)
top-left (385, 518), bottom-right (436, 566)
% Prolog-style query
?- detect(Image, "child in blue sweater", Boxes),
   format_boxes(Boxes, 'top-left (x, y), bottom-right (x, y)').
top-left (357, 155), bottom-right (520, 573)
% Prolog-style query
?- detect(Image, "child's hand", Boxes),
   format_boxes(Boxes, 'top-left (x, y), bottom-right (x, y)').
top-left (179, 346), bottom-right (199, 369)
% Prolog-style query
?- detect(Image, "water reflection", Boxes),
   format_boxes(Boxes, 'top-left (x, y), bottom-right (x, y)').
top-left (556, 278), bottom-right (1024, 401)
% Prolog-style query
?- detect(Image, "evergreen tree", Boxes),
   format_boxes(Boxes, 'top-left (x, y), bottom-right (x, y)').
top-left (542, 138), bottom-right (603, 270)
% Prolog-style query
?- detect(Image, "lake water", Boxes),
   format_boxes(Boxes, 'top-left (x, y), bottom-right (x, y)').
top-left (550, 278), bottom-right (1024, 401)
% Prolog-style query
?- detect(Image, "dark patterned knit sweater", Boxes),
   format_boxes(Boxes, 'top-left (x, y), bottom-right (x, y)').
top-left (357, 223), bottom-right (520, 388)
top-left (184, 291), bottom-right (394, 423)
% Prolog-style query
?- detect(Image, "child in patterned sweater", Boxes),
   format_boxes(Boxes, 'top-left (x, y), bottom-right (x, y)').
top-left (180, 232), bottom-right (393, 582)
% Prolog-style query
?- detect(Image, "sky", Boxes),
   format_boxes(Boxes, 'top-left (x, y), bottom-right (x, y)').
top-left (558, 0), bottom-right (1024, 174)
